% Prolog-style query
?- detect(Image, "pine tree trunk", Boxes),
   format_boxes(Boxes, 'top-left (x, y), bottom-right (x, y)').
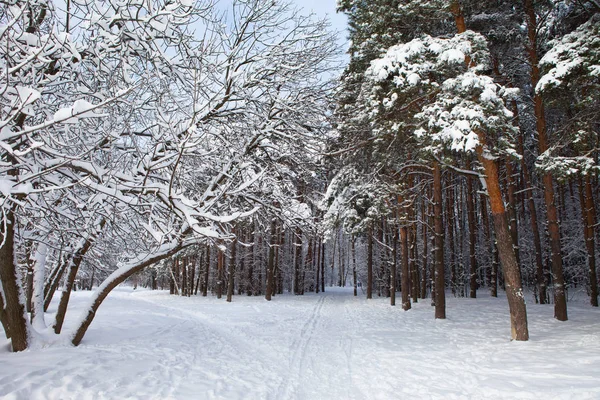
top-left (367, 223), bottom-right (373, 299)
top-left (580, 176), bottom-right (599, 306)
top-left (320, 241), bottom-right (325, 293)
top-left (217, 249), bottom-right (225, 299)
top-left (477, 145), bottom-right (529, 341)
top-left (447, 179), bottom-right (457, 297)
top-left (584, 176), bottom-right (598, 306)
top-left (433, 160), bottom-right (445, 319)
top-left (400, 222), bottom-right (411, 310)
top-left (505, 159), bottom-right (520, 266)
top-left (352, 236), bottom-right (357, 296)
top-left (421, 194), bottom-right (428, 299)
top-left (466, 159), bottom-right (478, 298)
top-left (524, 0), bottom-right (567, 321)
top-left (391, 217), bottom-right (398, 307)
top-left (516, 106), bottom-right (546, 304)
top-left (316, 237), bottom-right (321, 294)
top-left (266, 219), bottom-right (276, 301)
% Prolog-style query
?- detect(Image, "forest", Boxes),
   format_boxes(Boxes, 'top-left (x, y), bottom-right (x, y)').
top-left (1, 0), bottom-right (600, 358)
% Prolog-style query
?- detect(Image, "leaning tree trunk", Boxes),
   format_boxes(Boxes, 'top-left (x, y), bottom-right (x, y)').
top-left (54, 218), bottom-right (106, 334)
top-left (524, 0), bottom-right (567, 321)
top-left (0, 208), bottom-right (28, 351)
top-left (477, 144), bottom-right (529, 341)
top-left (433, 160), bottom-right (445, 319)
top-left (72, 242), bottom-right (186, 346)
top-left (44, 255), bottom-right (68, 311)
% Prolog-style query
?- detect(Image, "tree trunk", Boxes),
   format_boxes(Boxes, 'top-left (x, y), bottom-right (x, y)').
top-left (580, 176), bottom-right (599, 306)
top-left (181, 257), bottom-right (187, 296)
top-left (447, 179), bottom-right (457, 297)
top-left (294, 227), bottom-right (303, 295)
top-left (391, 217), bottom-right (398, 307)
top-left (400, 222), bottom-right (411, 310)
top-left (43, 255), bottom-right (66, 311)
top-left (227, 237), bottom-right (237, 302)
top-left (266, 219), bottom-right (276, 301)
top-left (524, 0), bottom-right (567, 321)
top-left (54, 218), bottom-right (106, 334)
top-left (72, 242), bottom-right (185, 346)
top-left (433, 160), bottom-right (445, 319)
top-left (0, 208), bottom-right (28, 351)
top-left (505, 159), bottom-right (520, 267)
top-left (466, 159), bottom-right (478, 298)
top-left (352, 236), bottom-right (357, 296)
top-left (367, 223), bottom-right (373, 299)
top-left (316, 237), bottom-right (321, 294)
top-left (477, 146), bottom-right (529, 341)
top-left (515, 103), bottom-right (546, 304)
top-left (421, 194), bottom-right (428, 299)
top-left (320, 241), bottom-right (325, 293)
top-left (203, 247), bottom-right (210, 297)
top-left (216, 248), bottom-right (224, 299)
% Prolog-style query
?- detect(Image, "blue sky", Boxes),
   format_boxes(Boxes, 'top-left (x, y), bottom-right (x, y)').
top-left (294, 0), bottom-right (349, 51)
top-left (294, 0), bottom-right (348, 34)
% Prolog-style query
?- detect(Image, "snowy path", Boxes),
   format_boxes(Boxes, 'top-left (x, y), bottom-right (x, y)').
top-left (1, 287), bottom-right (600, 399)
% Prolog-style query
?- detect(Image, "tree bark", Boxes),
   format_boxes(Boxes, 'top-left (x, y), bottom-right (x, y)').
top-left (72, 242), bottom-right (186, 346)
top-left (294, 227), bottom-right (303, 295)
top-left (266, 219), bottom-right (276, 301)
top-left (477, 146), bottom-right (529, 341)
top-left (54, 218), bottom-right (106, 334)
top-left (466, 159), bottom-right (478, 298)
top-left (216, 248), bottom-right (224, 299)
top-left (433, 160), bottom-right (445, 319)
top-left (0, 208), bottom-right (28, 351)
top-left (400, 222), bottom-right (410, 310)
top-left (320, 241), bottom-right (325, 293)
top-left (367, 223), bottom-right (373, 299)
top-left (227, 237), bottom-right (237, 302)
top-left (352, 236), bottom-right (357, 296)
top-left (203, 247), bottom-right (210, 297)
top-left (524, 0), bottom-right (567, 321)
top-left (579, 176), bottom-right (598, 306)
top-left (515, 103), bottom-right (546, 304)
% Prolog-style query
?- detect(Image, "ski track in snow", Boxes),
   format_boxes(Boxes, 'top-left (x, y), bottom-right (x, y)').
top-left (1, 287), bottom-right (600, 399)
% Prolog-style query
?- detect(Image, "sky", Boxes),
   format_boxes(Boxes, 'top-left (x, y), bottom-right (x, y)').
top-left (293, 0), bottom-right (349, 54)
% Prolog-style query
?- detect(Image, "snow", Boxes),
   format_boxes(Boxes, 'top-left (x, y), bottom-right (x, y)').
top-left (1, 287), bottom-right (599, 399)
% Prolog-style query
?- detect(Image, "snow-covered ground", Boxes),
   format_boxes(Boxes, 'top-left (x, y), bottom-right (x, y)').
top-left (1, 287), bottom-right (599, 400)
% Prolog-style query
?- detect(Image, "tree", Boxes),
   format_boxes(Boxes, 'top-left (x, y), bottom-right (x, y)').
top-left (0, 0), bottom-right (339, 351)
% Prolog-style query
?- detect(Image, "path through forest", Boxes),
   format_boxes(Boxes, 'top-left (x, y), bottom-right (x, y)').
top-left (1, 287), bottom-right (600, 399)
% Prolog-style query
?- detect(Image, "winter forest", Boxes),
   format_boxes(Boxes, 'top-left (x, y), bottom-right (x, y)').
top-left (1, 0), bottom-right (600, 398)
